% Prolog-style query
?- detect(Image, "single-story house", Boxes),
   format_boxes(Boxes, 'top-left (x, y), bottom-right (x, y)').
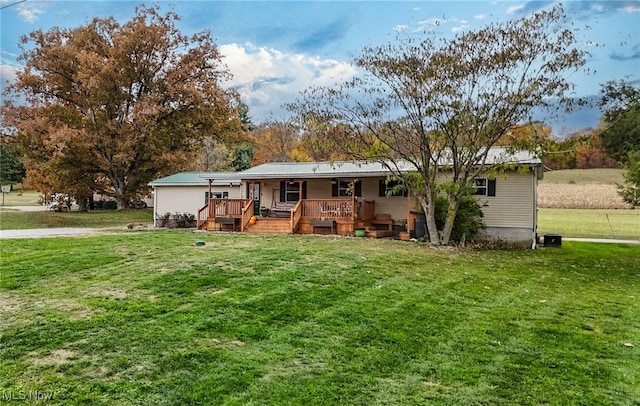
top-left (176, 147), bottom-right (542, 247)
top-left (148, 172), bottom-right (241, 227)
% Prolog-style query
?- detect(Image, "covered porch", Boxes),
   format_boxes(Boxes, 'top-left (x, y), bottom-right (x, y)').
top-left (196, 196), bottom-right (407, 237)
top-left (197, 163), bottom-right (419, 237)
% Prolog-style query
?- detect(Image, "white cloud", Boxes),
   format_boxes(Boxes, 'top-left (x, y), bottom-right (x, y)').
top-left (219, 43), bottom-right (357, 122)
top-left (394, 24), bottom-right (408, 32)
top-left (16, 2), bottom-right (44, 23)
top-left (418, 17), bottom-right (446, 26)
top-left (474, 14), bottom-right (487, 20)
top-left (0, 63), bottom-right (18, 85)
top-left (506, 5), bottom-right (525, 14)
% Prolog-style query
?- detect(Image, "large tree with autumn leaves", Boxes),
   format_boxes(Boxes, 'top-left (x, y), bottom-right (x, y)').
top-left (2, 5), bottom-right (242, 209)
top-left (293, 5), bottom-right (588, 245)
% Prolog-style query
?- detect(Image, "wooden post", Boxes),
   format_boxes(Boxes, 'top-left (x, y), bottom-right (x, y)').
top-left (407, 188), bottom-right (412, 233)
top-left (351, 180), bottom-right (356, 221)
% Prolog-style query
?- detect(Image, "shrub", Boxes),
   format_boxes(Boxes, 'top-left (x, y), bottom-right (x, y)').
top-left (156, 212), bottom-right (171, 228)
top-left (618, 151), bottom-right (640, 207)
top-left (171, 212), bottom-right (196, 228)
top-left (434, 195), bottom-right (485, 243)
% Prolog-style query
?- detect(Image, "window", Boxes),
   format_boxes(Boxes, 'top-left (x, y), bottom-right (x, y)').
top-left (332, 180), bottom-right (361, 197)
top-left (473, 178), bottom-right (496, 196)
top-left (279, 181), bottom-right (307, 202)
top-left (205, 191), bottom-right (229, 203)
top-left (285, 182), bottom-right (299, 202)
top-left (379, 179), bottom-right (407, 197)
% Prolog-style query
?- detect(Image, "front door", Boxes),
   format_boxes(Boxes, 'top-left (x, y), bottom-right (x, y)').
top-left (251, 182), bottom-right (261, 215)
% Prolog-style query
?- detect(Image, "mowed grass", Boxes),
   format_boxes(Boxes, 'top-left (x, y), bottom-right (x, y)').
top-left (1, 232), bottom-right (638, 405)
top-left (0, 209), bottom-right (153, 230)
top-left (538, 208), bottom-right (640, 239)
top-left (0, 189), bottom-right (41, 206)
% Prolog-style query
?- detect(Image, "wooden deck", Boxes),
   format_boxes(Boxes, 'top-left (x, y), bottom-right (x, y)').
top-left (197, 198), bottom-right (398, 237)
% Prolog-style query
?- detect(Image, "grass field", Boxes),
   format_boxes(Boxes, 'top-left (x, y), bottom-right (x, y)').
top-left (0, 209), bottom-right (153, 230)
top-left (1, 232), bottom-right (638, 405)
top-left (541, 168), bottom-right (624, 184)
top-left (538, 208), bottom-right (640, 240)
top-left (0, 189), bottom-right (41, 206)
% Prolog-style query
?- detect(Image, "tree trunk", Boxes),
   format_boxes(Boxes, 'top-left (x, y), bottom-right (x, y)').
top-left (440, 195), bottom-right (460, 246)
top-left (418, 194), bottom-right (441, 246)
top-left (112, 176), bottom-right (128, 210)
top-left (115, 195), bottom-right (128, 210)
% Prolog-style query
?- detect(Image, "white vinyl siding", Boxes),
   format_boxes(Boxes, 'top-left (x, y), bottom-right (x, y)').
top-left (479, 172), bottom-right (535, 228)
top-left (153, 185), bottom-right (241, 218)
top-left (242, 170), bottom-right (536, 230)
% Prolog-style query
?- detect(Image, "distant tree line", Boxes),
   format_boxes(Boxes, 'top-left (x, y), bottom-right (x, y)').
top-left (1, 4), bottom-right (637, 218)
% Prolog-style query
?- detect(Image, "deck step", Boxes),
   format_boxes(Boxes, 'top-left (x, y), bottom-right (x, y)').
top-left (245, 218), bottom-right (291, 234)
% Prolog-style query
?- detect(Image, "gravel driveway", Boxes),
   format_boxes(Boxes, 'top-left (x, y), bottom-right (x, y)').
top-left (0, 228), bottom-right (100, 239)
top-left (1, 206), bottom-right (100, 239)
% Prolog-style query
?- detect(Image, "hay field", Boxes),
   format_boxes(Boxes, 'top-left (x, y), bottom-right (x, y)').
top-left (538, 169), bottom-right (630, 209)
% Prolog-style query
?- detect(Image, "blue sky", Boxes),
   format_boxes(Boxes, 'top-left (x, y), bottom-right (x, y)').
top-left (1, 0), bottom-right (639, 132)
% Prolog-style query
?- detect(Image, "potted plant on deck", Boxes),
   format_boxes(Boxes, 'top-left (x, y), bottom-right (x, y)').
top-left (260, 206), bottom-right (270, 217)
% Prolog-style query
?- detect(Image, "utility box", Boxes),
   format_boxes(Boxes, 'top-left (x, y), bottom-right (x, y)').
top-left (544, 234), bottom-right (562, 247)
top-left (413, 217), bottom-right (427, 239)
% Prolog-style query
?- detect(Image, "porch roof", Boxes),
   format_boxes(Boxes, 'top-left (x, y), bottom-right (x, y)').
top-left (219, 161), bottom-right (402, 180)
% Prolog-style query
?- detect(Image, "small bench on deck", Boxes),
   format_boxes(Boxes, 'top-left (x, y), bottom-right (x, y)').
top-left (215, 216), bottom-right (239, 231)
top-left (310, 219), bottom-right (336, 234)
top-left (371, 213), bottom-right (393, 231)
top-left (271, 202), bottom-right (296, 218)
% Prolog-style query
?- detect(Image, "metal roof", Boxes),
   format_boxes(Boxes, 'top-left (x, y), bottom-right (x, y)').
top-left (211, 161), bottom-right (403, 180)
top-left (150, 149), bottom-right (542, 184)
top-left (200, 147), bottom-right (541, 181)
top-left (148, 172), bottom-right (241, 187)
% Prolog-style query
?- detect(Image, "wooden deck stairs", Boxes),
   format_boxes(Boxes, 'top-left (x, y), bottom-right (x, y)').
top-left (244, 217), bottom-right (291, 234)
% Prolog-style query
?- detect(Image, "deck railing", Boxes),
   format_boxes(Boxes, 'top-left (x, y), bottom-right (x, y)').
top-left (197, 198), bottom-right (252, 230)
top-left (197, 203), bottom-right (209, 229)
top-left (290, 200), bottom-right (303, 233)
top-left (199, 198), bottom-right (377, 231)
top-left (208, 198), bottom-right (251, 218)
top-left (300, 199), bottom-right (376, 220)
top-left (362, 200), bottom-right (375, 221)
top-left (240, 198), bottom-right (254, 232)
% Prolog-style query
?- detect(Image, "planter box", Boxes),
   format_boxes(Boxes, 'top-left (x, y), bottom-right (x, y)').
top-left (399, 231), bottom-right (410, 241)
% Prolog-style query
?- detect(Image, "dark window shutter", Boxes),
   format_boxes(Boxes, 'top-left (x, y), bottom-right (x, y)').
top-left (354, 180), bottom-right (362, 197)
top-left (488, 179), bottom-right (496, 196)
top-left (205, 192), bottom-right (209, 204)
top-left (280, 181), bottom-right (286, 202)
top-left (302, 182), bottom-right (307, 199)
top-left (379, 180), bottom-right (386, 197)
top-left (332, 181), bottom-right (338, 197)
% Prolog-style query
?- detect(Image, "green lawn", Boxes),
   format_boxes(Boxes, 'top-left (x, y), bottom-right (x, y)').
top-left (0, 189), bottom-right (41, 206)
top-left (1, 232), bottom-right (638, 405)
top-left (538, 208), bottom-right (640, 240)
top-left (0, 209), bottom-right (153, 230)
top-left (541, 168), bottom-right (624, 184)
